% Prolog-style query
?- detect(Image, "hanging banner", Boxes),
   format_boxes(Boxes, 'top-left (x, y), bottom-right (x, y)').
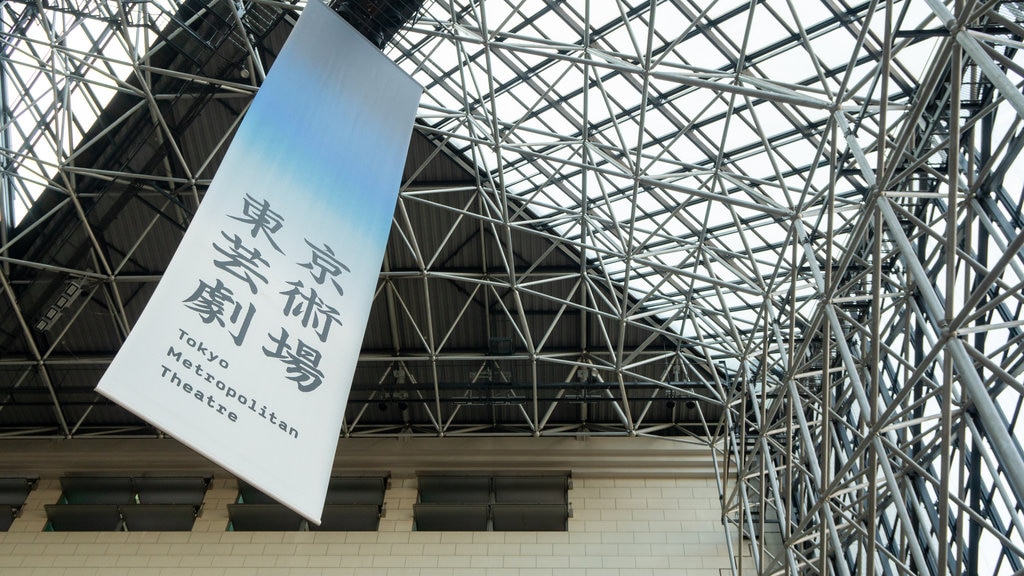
top-left (97, 0), bottom-right (421, 524)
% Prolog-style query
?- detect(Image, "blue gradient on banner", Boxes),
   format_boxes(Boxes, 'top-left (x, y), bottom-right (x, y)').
top-left (225, 29), bottom-right (409, 233)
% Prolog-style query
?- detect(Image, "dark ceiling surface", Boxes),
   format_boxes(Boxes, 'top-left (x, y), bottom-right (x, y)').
top-left (6, 1), bottom-right (1024, 572)
top-left (0, 0), bottom-right (717, 440)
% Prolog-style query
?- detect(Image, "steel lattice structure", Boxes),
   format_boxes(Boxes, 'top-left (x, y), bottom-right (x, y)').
top-left (1, 0), bottom-right (1024, 574)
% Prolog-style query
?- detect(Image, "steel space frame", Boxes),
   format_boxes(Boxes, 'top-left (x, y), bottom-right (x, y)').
top-left (0, 0), bottom-right (1023, 574)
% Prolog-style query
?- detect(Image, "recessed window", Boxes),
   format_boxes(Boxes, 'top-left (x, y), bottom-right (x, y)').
top-left (227, 475), bottom-right (388, 531)
top-left (0, 477), bottom-right (37, 531)
top-left (44, 474), bottom-right (209, 531)
top-left (414, 473), bottom-right (570, 531)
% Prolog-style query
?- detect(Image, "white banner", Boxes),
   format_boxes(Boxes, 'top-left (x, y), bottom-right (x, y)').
top-left (96, 0), bottom-right (421, 524)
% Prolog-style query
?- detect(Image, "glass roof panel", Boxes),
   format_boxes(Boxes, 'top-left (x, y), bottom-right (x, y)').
top-left (4, 0), bottom-right (1022, 568)
top-left (2, 2), bottom-right (146, 223)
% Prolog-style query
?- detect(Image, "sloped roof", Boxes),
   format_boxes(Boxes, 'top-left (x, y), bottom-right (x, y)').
top-left (0, 1), bottom-right (714, 438)
top-left (3, 2), bottom-right (1024, 571)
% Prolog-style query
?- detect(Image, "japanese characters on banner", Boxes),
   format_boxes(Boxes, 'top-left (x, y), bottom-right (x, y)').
top-left (96, 0), bottom-right (422, 524)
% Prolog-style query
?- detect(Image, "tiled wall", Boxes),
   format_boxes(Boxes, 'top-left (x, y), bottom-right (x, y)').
top-left (0, 475), bottom-right (751, 576)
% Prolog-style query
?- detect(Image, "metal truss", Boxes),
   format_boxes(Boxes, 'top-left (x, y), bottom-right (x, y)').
top-left (1, 0), bottom-right (1024, 574)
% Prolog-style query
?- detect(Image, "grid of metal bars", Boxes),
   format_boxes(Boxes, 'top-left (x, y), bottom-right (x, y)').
top-left (1, 0), bottom-right (1023, 574)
